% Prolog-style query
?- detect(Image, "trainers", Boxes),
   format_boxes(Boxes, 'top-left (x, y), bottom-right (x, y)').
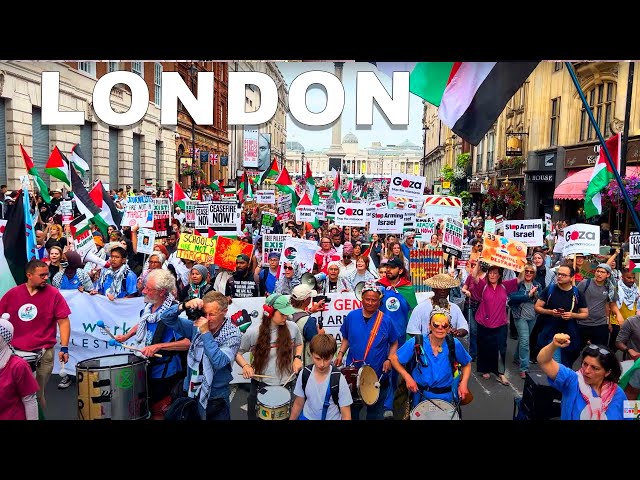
top-left (383, 410), bottom-right (394, 420)
top-left (519, 372), bottom-right (527, 379)
top-left (57, 375), bottom-right (73, 389)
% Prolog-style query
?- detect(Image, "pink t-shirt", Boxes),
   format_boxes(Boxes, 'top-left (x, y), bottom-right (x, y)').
top-left (0, 355), bottom-right (40, 420)
top-left (471, 277), bottom-right (518, 328)
top-left (0, 284), bottom-right (71, 351)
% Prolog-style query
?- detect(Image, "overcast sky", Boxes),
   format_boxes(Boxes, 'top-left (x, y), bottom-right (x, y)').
top-left (276, 62), bottom-right (424, 151)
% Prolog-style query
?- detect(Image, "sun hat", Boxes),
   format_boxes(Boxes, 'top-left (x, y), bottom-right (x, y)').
top-left (424, 273), bottom-right (460, 289)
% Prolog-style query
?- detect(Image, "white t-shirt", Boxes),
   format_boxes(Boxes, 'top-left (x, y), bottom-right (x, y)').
top-left (174, 212), bottom-right (186, 224)
top-left (406, 300), bottom-right (469, 335)
top-left (293, 366), bottom-right (353, 420)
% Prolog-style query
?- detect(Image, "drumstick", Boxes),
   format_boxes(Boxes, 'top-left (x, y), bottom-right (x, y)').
top-left (108, 338), bottom-right (162, 358)
top-left (282, 371), bottom-right (297, 386)
top-left (96, 320), bottom-right (118, 340)
top-left (251, 374), bottom-right (278, 379)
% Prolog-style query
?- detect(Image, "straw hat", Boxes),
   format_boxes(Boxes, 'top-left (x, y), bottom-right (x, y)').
top-left (424, 273), bottom-right (460, 289)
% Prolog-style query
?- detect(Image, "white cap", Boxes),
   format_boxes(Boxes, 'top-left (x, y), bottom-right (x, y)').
top-left (291, 284), bottom-right (317, 301)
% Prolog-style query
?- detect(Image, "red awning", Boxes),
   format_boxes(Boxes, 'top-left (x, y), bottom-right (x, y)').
top-left (553, 166), bottom-right (640, 200)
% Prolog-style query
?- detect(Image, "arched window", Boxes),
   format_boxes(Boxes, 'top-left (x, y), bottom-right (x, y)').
top-left (580, 82), bottom-right (615, 141)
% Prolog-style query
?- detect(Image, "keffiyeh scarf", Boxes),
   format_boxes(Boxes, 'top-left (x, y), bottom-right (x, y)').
top-left (617, 278), bottom-right (640, 311)
top-left (132, 293), bottom-right (176, 347)
top-left (98, 264), bottom-right (131, 297)
top-left (577, 370), bottom-right (617, 420)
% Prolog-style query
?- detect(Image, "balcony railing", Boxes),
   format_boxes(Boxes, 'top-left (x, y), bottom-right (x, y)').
top-left (496, 165), bottom-right (524, 178)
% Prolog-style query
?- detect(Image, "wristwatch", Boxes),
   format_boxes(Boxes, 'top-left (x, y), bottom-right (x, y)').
top-left (294, 354), bottom-right (302, 361)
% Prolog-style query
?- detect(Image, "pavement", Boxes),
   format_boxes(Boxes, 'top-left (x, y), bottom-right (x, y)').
top-left (43, 330), bottom-right (538, 421)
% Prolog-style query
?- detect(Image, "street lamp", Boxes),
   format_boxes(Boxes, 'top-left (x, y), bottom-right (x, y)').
top-left (280, 140), bottom-right (286, 171)
top-left (502, 175), bottom-right (512, 188)
top-left (189, 63), bottom-right (198, 189)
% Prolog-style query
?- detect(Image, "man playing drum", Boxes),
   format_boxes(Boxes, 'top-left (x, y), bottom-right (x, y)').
top-left (336, 280), bottom-right (399, 420)
top-left (389, 306), bottom-right (472, 416)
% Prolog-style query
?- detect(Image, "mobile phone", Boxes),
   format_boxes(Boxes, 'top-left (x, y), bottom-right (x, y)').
top-left (557, 308), bottom-right (565, 313)
top-left (313, 295), bottom-right (329, 304)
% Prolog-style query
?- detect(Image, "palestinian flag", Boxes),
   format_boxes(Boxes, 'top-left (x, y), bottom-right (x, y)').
top-left (210, 181), bottom-right (221, 192)
top-left (70, 143), bottom-right (90, 176)
top-left (0, 189), bottom-right (27, 296)
top-left (90, 180), bottom-right (122, 228)
top-left (274, 166), bottom-right (298, 211)
top-left (331, 170), bottom-right (342, 204)
top-left (19, 144), bottom-right (51, 204)
top-left (374, 62), bottom-right (538, 145)
top-left (70, 213), bottom-right (91, 238)
top-left (173, 182), bottom-right (188, 210)
top-left (584, 133), bottom-right (620, 219)
top-left (45, 146), bottom-right (71, 186)
top-left (305, 161), bottom-right (320, 206)
top-left (238, 171), bottom-right (254, 203)
top-left (259, 157), bottom-right (280, 184)
top-left (68, 153), bottom-right (109, 236)
top-left (377, 276), bottom-right (418, 312)
top-left (629, 260), bottom-right (640, 273)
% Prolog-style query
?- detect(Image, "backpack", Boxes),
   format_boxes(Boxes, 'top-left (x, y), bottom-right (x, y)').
top-left (301, 364), bottom-right (342, 407)
top-left (163, 396), bottom-right (201, 421)
top-left (546, 282), bottom-right (580, 311)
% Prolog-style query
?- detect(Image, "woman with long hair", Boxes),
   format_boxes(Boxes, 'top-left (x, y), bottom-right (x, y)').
top-left (47, 223), bottom-right (67, 249)
top-left (346, 256), bottom-right (376, 290)
top-left (235, 293), bottom-right (303, 420)
top-left (46, 245), bottom-right (64, 280)
top-left (381, 241), bottom-right (410, 276)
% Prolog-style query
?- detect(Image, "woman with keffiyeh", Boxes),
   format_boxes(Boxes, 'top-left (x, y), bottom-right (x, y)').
top-left (180, 264), bottom-right (214, 302)
top-left (274, 260), bottom-right (302, 295)
top-left (537, 333), bottom-right (629, 420)
top-left (51, 251), bottom-right (95, 292)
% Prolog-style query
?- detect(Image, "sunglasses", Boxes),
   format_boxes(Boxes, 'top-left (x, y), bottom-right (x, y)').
top-left (585, 344), bottom-right (610, 356)
top-left (431, 322), bottom-right (450, 330)
top-left (283, 265), bottom-right (294, 271)
top-left (524, 269), bottom-right (536, 274)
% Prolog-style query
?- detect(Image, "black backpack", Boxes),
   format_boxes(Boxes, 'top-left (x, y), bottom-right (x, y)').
top-left (164, 396), bottom-right (201, 421)
top-left (301, 364), bottom-right (342, 407)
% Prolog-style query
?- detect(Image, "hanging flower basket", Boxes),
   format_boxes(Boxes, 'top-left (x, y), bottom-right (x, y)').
top-left (180, 162), bottom-right (205, 177)
top-left (603, 176), bottom-right (640, 214)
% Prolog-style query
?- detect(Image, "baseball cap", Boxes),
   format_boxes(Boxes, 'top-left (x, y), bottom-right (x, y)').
top-left (386, 257), bottom-right (404, 269)
top-left (265, 293), bottom-right (297, 315)
top-left (291, 284), bottom-right (317, 301)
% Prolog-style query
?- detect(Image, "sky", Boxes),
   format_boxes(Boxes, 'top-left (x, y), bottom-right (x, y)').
top-left (276, 62), bottom-right (425, 152)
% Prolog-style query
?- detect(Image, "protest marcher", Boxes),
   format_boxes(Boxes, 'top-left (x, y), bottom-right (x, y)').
top-left (93, 246), bottom-right (139, 300)
top-left (225, 254), bottom-right (260, 299)
top-left (179, 264), bottom-right (214, 302)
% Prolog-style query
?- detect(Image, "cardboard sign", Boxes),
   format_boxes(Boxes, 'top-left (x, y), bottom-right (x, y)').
top-left (213, 236), bottom-right (254, 271)
top-left (153, 198), bottom-right (171, 238)
top-left (388, 173), bottom-right (426, 202)
top-left (481, 232), bottom-right (528, 272)
top-left (369, 209), bottom-right (404, 234)
top-left (562, 224), bottom-right (600, 257)
top-left (296, 205), bottom-right (316, 223)
top-left (262, 234), bottom-right (287, 265)
top-left (256, 190), bottom-right (275, 205)
top-left (194, 201), bottom-right (240, 237)
top-left (335, 202), bottom-right (366, 227)
top-left (136, 228), bottom-right (156, 255)
top-left (278, 237), bottom-right (318, 278)
top-left (442, 216), bottom-right (464, 257)
top-left (630, 232), bottom-right (640, 260)
top-left (184, 200), bottom-right (197, 227)
top-left (176, 233), bottom-right (217, 263)
top-left (123, 195), bottom-right (154, 227)
top-left (74, 229), bottom-right (97, 258)
top-left (502, 219), bottom-right (544, 247)
top-left (260, 211), bottom-right (278, 235)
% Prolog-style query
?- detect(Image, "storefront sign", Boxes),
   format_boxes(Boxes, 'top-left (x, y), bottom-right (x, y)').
top-left (525, 171), bottom-right (555, 183)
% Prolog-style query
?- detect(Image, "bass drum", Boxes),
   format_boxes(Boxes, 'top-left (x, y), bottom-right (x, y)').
top-left (410, 399), bottom-right (460, 420)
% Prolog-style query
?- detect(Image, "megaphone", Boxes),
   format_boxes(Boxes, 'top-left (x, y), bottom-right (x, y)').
top-left (354, 281), bottom-right (365, 301)
top-left (83, 250), bottom-right (108, 268)
top-left (300, 272), bottom-right (318, 290)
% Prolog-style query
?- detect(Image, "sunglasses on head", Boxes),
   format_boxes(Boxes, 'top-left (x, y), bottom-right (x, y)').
top-left (431, 322), bottom-right (450, 330)
top-left (585, 344), bottom-right (610, 356)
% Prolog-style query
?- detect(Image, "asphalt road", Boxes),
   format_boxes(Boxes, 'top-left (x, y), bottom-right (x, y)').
top-left (43, 332), bottom-right (549, 421)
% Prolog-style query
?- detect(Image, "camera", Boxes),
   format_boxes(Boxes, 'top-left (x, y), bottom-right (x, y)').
top-left (185, 306), bottom-right (205, 321)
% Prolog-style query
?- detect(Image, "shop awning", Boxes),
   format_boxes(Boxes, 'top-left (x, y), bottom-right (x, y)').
top-left (553, 166), bottom-right (640, 200)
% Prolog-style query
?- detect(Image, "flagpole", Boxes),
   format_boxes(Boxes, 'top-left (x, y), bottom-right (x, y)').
top-left (565, 62), bottom-right (640, 234)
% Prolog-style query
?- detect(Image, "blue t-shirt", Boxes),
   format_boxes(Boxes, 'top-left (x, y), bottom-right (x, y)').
top-left (99, 271), bottom-right (138, 298)
top-left (397, 336), bottom-right (471, 405)
top-left (145, 321), bottom-right (184, 379)
top-left (59, 274), bottom-right (81, 290)
top-left (378, 288), bottom-right (411, 346)
top-left (549, 364), bottom-right (630, 420)
top-left (340, 309), bottom-right (399, 376)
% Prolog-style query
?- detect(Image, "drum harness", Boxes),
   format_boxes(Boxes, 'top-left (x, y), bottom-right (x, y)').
top-left (10, 345), bottom-right (47, 371)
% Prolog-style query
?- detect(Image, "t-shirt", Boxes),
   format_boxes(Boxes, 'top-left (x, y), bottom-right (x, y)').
top-left (537, 284), bottom-right (587, 330)
top-left (615, 315), bottom-right (640, 353)
top-left (577, 279), bottom-right (615, 327)
top-left (0, 355), bottom-right (40, 420)
top-left (238, 321), bottom-right (303, 385)
top-left (293, 366), bottom-right (353, 420)
top-left (407, 301), bottom-right (469, 336)
top-left (0, 284), bottom-right (72, 351)
top-left (549, 364), bottom-right (630, 420)
top-left (225, 277), bottom-right (260, 298)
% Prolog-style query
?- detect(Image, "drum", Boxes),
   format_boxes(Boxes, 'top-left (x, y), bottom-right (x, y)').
top-left (76, 354), bottom-right (149, 420)
top-left (340, 366), bottom-right (360, 401)
top-left (410, 399), bottom-right (460, 420)
top-left (13, 349), bottom-right (40, 373)
top-left (357, 365), bottom-right (380, 406)
top-left (256, 385), bottom-right (291, 420)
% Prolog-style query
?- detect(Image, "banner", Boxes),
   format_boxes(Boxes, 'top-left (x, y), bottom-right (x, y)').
top-left (243, 127), bottom-right (258, 168)
top-left (263, 234), bottom-right (287, 265)
top-left (388, 173), bottom-right (425, 202)
top-left (335, 202), bottom-right (366, 227)
top-left (137, 227), bottom-right (157, 255)
top-left (502, 219), bottom-right (544, 247)
top-left (562, 223), bottom-right (600, 257)
top-left (153, 198), bottom-right (171, 238)
top-left (260, 211), bottom-right (277, 235)
top-left (256, 190), bottom-right (275, 205)
top-left (369, 209), bottom-right (404, 234)
top-left (52, 290), bottom-right (147, 374)
top-left (177, 233), bottom-right (217, 263)
top-left (481, 232), bottom-right (528, 272)
top-left (122, 195), bottom-right (154, 227)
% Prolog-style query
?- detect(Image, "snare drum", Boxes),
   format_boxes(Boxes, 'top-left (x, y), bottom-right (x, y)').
top-left (256, 386), bottom-right (292, 420)
top-left (410, 399), bottom-right (460, 420)
top-left (13, 349), bottom-right (40, 373)
top-left (340, 366), bottom-right (360, 401)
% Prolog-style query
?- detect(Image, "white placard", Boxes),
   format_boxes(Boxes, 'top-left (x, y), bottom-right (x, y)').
top-left (256, 190), bottom-right (275, 204)
top-left (484, 219), bottom-right (496, 234)
top-left (369, 209), bottom-right (404, 234)
top-left (194, 201), bottom-right (239, 236)
top-left (137, 228), bottom-right (157, 255)
top-left (296, 205), bottom-right (316, 222)
top-left (278, 237), bottom-right (318, 278)
top-left (388, 173), bottom-right (426, 202)
top-left (442, 216), bottom-right (464, 257)
top-left (74, 229), bottom-right (98, 258)
top-left (335, 202), bottom-right (366, 227)
top-left (123, 195), bottom-right (154, 228)
top-left (629, 232), bottom-right (640, 260)
top-left (562, 224), bottom-right (600, 257)
top-left (502, 219), bottom-right (544, 247)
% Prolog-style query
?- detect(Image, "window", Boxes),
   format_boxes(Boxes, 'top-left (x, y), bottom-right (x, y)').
top-left (78, 61), bottom-right (96, 77)
top-left (154, 63), bottom-right (162, 106)
top-left (475, 138), bottom-right (484, 172)
top-left (580, 82), bottom-right (615, 141)
top-left (554, 62), bottom-right (563, 72)
top-left (132, 134), bottom-right (141, 190)
top-left (108, 62), bottom-right (120, 73)
top-left (131, 61), bottom-right (143, 77)
top-left (487, 132), bottom-right (495, 171)
top-left (0, 99), bottom-right (5, 186)
top-left (550, 97), bottom-right (560, 146)
top-left (156, 141), bottom-right (162, 187)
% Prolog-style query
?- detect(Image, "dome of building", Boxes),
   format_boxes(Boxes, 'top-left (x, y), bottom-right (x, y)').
top-left (398, 139), bottom-right (417, 148)
top-left (342, 131), bottom-right (359, 144)
top-left (287, 141), bottom-right (305, 152)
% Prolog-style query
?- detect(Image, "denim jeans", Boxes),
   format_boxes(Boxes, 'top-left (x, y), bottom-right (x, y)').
top-left (514, 316), bottom-right (536, 373)
top-left (467, 304), bottom-right (479, 359)
top-left (205, 397), bottom-right (231, 420)
top-left (350, 384), bottom-right (390, 420)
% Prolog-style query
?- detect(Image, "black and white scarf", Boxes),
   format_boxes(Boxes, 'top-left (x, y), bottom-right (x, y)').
top-left (617, 278), bottom-right (640, 311)
top-left (132, 293), bottom-right (176, 348)
top-left (98, 264), bottom-right (131, 298)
